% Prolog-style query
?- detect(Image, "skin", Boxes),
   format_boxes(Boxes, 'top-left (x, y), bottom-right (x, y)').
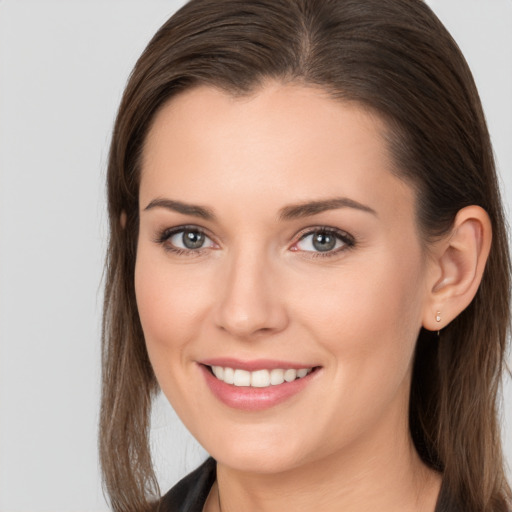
top-left (134, 82), bottom-right (489, 511)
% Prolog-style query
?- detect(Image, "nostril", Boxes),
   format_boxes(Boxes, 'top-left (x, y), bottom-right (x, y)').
top-left (214, 295), bottom-right (289, 337)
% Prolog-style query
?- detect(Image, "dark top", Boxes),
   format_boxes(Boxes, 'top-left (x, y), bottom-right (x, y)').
top-left (158, 457), bottom-right (463, 512)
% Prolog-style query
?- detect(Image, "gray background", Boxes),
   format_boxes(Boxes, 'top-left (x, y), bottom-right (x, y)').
top-left (0, 1), bottom-right (510, 510)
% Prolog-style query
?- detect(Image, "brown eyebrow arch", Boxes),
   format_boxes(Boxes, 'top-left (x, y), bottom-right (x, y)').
top-left (143, 198), bottom-right (215, 220)
top-left (143, 196), bottom-right (376, 221)
top-left (278, 197), bottom-right (377, 220)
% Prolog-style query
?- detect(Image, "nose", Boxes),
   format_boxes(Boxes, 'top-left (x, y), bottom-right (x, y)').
top-left (213, 250), bottom-right (289, 339)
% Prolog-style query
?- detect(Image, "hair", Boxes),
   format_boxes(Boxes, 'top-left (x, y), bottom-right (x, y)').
top-left (100, 0), bottom-right (512, 511)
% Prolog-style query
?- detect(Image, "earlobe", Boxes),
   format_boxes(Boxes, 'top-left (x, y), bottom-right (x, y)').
top-left (120, 211), bottom-right (127, 229)
top-left (422, 206), bottom-right (492, 331)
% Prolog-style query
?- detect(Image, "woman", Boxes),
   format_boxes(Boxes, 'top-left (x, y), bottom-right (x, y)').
top-left (99, 0), bottom-right (511, 511)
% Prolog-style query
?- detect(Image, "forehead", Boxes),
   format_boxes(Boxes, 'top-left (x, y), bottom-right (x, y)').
top-left (143, 82), bottom-right (390, 162)
top-left (139, 82), bottom-right (414, 224)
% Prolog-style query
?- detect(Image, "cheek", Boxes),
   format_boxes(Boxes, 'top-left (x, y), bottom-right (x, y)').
top-left (134, 247), bottom-right (209, 367)
top-left (134, 246), bottom-right (217, 423)
top-left (296, 247), bottom-right (426, 385)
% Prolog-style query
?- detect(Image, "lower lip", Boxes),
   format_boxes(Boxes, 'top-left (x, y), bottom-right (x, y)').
top-left (199, 365), bottom-right (318, 411)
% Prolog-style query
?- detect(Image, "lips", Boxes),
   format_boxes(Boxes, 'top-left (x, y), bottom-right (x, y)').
top-left (199, 359), bottom-right (320, 411)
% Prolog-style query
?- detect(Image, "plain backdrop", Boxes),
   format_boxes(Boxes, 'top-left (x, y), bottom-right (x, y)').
top-left (0, 1), bottom-right (510, 511)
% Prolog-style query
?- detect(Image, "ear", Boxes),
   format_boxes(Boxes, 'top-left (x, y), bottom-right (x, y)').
top-left (422, 206), bottom-right (492, 331)
top-left (120, 210), bottom-right (127, 229)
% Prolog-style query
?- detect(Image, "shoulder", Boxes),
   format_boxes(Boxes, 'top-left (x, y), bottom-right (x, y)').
top-left (157, 457), bottom-right (216, 512)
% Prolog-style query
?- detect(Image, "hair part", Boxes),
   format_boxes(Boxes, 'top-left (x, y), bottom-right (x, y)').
top-left (100, 1), bottom-right (512, 510)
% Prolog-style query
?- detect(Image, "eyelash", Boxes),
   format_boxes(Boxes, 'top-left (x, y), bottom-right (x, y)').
top-left (154, 225), bottom-right (355, 259)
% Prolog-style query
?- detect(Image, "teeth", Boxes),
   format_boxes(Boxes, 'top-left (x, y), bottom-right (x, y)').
top-left (233, 369), bottom-right (251, 387)
top-left (270, 369), bottom-right (284, 385)
top-left (223, 367), bottom-right (234, 384)
top-left (251, 369), bottom-right (270, 387)
top-left (297, 368), bottom-right (308, 378)
top-left (284, 369), bottom-right (297, 382)
top-left (210, 365), bottom-right (313, 388)
top-left (212, 366), bottom-right (224, 379)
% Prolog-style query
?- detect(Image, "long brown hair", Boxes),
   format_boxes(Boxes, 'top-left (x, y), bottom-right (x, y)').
top-left (100, 1), bottom-right (512, 510)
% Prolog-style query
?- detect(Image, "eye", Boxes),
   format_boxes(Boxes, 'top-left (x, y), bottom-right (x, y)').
top-left (293, 228), bottom-right (354, 255)
top-left (171, 229), bottom-right (208, 249)
top-left (156, 226), bottom-right (216, 254)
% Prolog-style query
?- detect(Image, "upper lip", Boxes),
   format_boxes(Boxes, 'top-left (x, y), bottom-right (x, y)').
top-left (199, 358), bottom-right (318, 372)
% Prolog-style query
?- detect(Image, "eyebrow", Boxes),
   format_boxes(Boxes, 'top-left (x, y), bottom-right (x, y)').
top-left (278, 197), bottom-right (377, 220)
top-left (143, 198), bottom-right (215, 220)
top-left (143, 196), bottom-right (377, 221)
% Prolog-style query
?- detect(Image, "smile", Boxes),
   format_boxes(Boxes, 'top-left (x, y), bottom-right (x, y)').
top-left (199, 361), bottom-right (320, 411)
top-left (210, 366), bottom-right (313, 387)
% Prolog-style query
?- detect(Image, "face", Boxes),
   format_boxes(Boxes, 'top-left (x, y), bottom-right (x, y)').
top-left (135, 83), bottom-right (433, 474)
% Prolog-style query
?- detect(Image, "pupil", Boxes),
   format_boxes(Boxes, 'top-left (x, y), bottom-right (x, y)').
top-left (183, 230), bottom-right (205, 249)
top-left (312, 232), bottom-right (336, 252)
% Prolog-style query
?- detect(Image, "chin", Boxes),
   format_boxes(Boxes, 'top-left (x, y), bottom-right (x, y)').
top-left (216, 450), bottom-right (303, 475)
top-left (204, 427), bottom-right (316, 475)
